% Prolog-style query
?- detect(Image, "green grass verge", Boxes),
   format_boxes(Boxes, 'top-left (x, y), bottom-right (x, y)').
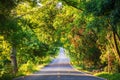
top-left (71, 64), bottom-right (92, 74)
top-left (94, 72), bottom-right (120, 80)
top-left (72, 63), bottom-right (120, 80)
top-left (0, 56), bottom-right (53, 80)
top-left (17, 58), bottom-right (52, 76)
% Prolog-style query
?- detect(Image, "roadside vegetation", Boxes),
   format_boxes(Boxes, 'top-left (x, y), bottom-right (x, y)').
top-left (94, 72), bottom-right (120, 80)
top-left (0, 0), bottom-right (120, 80)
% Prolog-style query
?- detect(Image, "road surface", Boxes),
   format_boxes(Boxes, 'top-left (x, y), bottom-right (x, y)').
top-left (14, 48), bottom-right (105, 80)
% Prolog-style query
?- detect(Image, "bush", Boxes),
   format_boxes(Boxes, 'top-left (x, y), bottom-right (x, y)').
top-left (94, 72), bottom-right (120, 80)
top-left (19, 60), bottom-right (36, 75)
top-left (104, 65), bottom-right (119, 73)
top-left (0, 66), bottom-right (14, 80)
top-left (0, 73), bottom-right (14, 80)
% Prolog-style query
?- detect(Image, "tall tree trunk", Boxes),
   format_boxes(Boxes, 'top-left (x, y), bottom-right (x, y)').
top-left (10, 45), bottom-right (18, 74)
top-left (107, 19), bottom-right (120, 60)
top-left (112, 25), bottom-right (120, 61)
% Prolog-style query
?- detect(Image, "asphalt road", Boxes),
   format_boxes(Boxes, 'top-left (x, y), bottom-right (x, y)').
top-left (14, 48), bottom-right (106, 80)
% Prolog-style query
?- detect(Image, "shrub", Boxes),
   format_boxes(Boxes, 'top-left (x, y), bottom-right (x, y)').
top-left (0, 65), bottom-right (14, 80)
top-left (0, 73), bottom-right (14, 80)
top-left (19, 60), bottom-right (36, 74)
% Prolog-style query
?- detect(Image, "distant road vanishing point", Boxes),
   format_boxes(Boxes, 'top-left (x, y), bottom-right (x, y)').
top-left (14, 47), bottom-right (106, 80)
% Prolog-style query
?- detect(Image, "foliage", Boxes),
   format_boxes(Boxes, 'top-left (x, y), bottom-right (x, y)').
top-left (0, 73), bottom-right (14, 80)
top-left (19, 60), bottom-right (37, 75)
top-left (0, 0), bottom-right (120, 79)
top-left (61, 0), bottom-right (120, 73)
top-left (95, 72), bottom-right (120, 80)
top-left (0, 0), bottom-right (59, 79)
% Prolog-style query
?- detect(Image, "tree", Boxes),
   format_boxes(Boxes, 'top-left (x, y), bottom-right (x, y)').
top-left (61, 0), bottom-right (120, 72)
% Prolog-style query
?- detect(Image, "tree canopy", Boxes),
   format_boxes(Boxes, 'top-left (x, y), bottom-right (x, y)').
top-left (0, 0), bottom-right (120, 79)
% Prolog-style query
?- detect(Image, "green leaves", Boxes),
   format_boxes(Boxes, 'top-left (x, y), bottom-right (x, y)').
top-left (0, 0), bottom-right (16, 11)
top-left (0, 0), bottom-right (120, 76)
top-left (85, 0), bottom-right (115, 16)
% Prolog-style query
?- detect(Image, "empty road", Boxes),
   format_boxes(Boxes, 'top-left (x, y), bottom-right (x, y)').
top-left (14, 48), bottom-right (105, 80)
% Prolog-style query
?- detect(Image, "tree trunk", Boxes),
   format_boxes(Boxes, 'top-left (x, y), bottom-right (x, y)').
top-left (107, 19), bottom-right (120, 61)
top-left (108, 51), bottom-right (110, 73)
top-left (115, 31), bottom-right (120, 41)
top-left (112, 25), bottom-right (120, 62)
top-left (10, 46), bottom-right (18, 74)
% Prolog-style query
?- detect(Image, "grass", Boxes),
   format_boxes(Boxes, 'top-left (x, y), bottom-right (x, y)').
top-left (17, 58), bottom-right (52, 76)
top-left (17, 63), bottom-right (47, 76)
top-left (72, 64), bottom-right (92, 74)
top-left (0, 56), bottom-right (53, 80)
top-left (94, 72), bottom-right (120, 80)
top-left (72, 63), bottom-right (120, 80)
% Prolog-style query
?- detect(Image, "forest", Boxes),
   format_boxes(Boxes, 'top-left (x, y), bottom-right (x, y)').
top-left (0, 0), bottom-right (120, 80)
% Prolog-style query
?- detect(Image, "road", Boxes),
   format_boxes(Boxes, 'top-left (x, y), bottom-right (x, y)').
top-left (14, 48), bottom-right (105, 80)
